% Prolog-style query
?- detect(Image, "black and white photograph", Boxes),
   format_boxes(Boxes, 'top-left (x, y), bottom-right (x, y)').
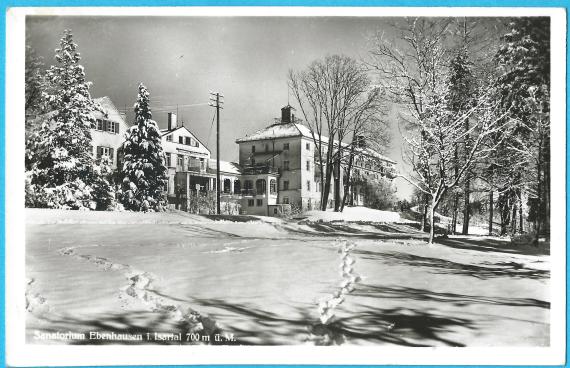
top-left (5, 6), bottom-right (566, 366)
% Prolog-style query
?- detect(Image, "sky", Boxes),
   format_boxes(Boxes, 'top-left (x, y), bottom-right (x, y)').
top-left (26, 16), bottom-right (430, 200)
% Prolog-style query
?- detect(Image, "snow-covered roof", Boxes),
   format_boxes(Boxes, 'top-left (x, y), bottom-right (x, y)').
top-left (235, 122), bottom-right (316, 143)
top-left (236, 121), bottom-right (395, 164)
top-left (94, 96), bottom-right (118, 114)
top-left (208, 159), bottom-right (241, 175)
top-left (357, 148), bottom-right (397, 164)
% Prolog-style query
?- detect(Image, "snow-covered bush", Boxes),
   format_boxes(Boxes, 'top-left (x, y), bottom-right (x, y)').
top-left (91, 156), bottom-right (116, 210)
top-left (120, 83), bottom-right (168, 212)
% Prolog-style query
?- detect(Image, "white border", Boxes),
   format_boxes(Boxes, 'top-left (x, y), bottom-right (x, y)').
top-left (5, 6), bottom-right (567, 366)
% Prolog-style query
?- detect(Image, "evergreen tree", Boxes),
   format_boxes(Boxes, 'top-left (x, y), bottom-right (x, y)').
top-left (25, 44), bottom-right (45, 118)
top-left (495, 18), bottom-right (550, 243)
top-left (26, 29), bottom-right (111, 210)
top-left (447, 46), bottom-right (476, 234)
top-left (120, 83), bottom-right (167, 212)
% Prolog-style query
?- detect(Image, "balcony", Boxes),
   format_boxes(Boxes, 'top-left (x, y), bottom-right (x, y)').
top-left (242, 163), bottom-right (279, 175)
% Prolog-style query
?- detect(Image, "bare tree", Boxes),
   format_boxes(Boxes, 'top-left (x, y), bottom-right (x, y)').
top-left (339, 88), bottom-right (390, 211)
top-left (368, 18), bottom-right (510, 244)
top-left (289, 55), bottom-right (379, 211)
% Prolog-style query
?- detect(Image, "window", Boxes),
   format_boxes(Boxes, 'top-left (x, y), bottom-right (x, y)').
top-left (165, 153), bottom-right (171, 167)
top-left (234, 180), bottom-right (241, 193)
top-left (283, 197), bottom-right (289, 204)
top-left (306, 142), bottom-right (310, 150)
top-left (251, 158), bottom-right (256, 165)
top-left (106, 121), bottom-right (117, 134)
top-left (185, 137), bottom-right (191, 145)
top-left (179, 136), bottom-right (183, 144)
top-left (274, 208), bottom-right (278, 215)
top-left (177, 155), bottom-right (183, 167)
top-left (283, 161), bottom-right (290, 171)
top-left (270, 179), bottom-right (277, 194)
top-left (166, 135), bottom-right (173, 142)
top-left (307, 180), bottom-right (311, 191)
top-left (96, 146), bottom-right (114, 163)
top-left (252, 145), bottom-right (256, 153)
top-left (306, 160), bottom-right (310, 171)
top-left (283, 143), bottom-right (289, 150)
top-left (244, 180), bottom-right (253, 190)
top-left (283, 181), bottom-right (289, 190)
top-left (256, 199), bottom-right (263, 206)
top-left (95, 119), bottom-right (118, 134)
top-left (248, 199), bottom-right (254, 206)
top-left (223, 179), bottom-right (231, 193)
top-left (256, 179), bottom-right (266, 194)
top-left (265, 144), bottom-right (269, 152)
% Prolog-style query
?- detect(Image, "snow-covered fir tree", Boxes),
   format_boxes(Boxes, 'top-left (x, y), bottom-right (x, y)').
top-left (495, 18), bottom-right (550, 242)
top-left (25, 44), bottom-right (45, 118)
top-left (120, 83), bottom-right (167, 212)
top-left (26, 29), bottom-right (113, 210)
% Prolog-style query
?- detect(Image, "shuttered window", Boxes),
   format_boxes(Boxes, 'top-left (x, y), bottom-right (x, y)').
top-left (95, 119), bottom-right (119, 134)
top-left (96, 146), bottom-right (114, 164)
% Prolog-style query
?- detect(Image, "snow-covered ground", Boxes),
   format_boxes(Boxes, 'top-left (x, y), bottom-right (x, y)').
top-left (25, 209), bottom-right (549, 346)
top-left (304, 207), bottom-right (402, 223)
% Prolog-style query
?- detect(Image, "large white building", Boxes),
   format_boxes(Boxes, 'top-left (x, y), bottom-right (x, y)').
top-left (235, 105), bottom-right (397, 215)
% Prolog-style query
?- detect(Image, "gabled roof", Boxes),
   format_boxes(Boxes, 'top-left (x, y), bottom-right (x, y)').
top-left (93, 96), bottom-right (130, 130)
top-left (160, 125), bottom-right (211, 154)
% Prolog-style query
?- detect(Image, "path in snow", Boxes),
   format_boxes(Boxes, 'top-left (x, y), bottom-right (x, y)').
top-left (56, 244), bottom-right (222, 342)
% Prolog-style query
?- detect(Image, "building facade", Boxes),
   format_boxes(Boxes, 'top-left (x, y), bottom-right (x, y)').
top-left (88, 99), bottom-right (396, 216)
top-left (236, 105), bottom-right (397, 213)
top-left (91, 97), bottom-right (130, 170)
top-left (160, 113), bottom-right (241, 210)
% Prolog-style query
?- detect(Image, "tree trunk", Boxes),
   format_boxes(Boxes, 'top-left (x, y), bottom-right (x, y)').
top-left (511, 201), bottom-right (517, 236)
top-left (421, 194), bottom-right (428, 232)
top-left (340, 142), bottom-right (356, 212)
top-left (462, 176), bottom-right (470, 235)
top-left (320, 141), bottom-right (335, 211)
top-left (452, 194), bottom-right (459, 235)
top-left (518, 190), bottom-right (524, 233)
top-left (488, 190), bottom-right (493, 236)
top-left (428, 200), bottom-right (435, 244)
top-left (534, 142), bottom-right (542, 246)
top-left (333, 152), bottom-right (342, 212)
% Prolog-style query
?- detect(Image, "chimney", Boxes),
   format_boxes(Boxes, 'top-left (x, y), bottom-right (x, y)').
top-left (167, 112), bottom-right (177, 130)
top-left (281, 105), bottom-right (295, 124)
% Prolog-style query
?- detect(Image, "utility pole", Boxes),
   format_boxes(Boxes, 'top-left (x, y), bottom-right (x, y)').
top-left (209, 92), bottom-right (224, 215)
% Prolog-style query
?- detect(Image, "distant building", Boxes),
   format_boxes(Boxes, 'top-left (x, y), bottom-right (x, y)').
top-left (159, 112), bottom-right (241, 210)
top-left (235, 105), bottom-right (396, 213)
